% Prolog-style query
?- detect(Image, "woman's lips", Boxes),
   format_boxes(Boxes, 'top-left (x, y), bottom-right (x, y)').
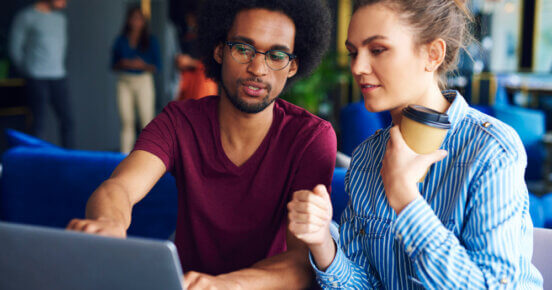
top-left (360, 84), bottom-right (381, 94)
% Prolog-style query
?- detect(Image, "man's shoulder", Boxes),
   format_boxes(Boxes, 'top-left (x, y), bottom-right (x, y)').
top-left (163, 95), bottom-right (219, 120)
top-left (275, 98), bottom-right (331, 130)
top-left (15, 6), bottom-right (36, 21)
top-left (274, 98), bottom-right (335, 149)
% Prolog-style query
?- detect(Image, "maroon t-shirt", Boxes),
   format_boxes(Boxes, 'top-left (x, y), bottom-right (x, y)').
top-left (134, 95), bottom-right (336, 275)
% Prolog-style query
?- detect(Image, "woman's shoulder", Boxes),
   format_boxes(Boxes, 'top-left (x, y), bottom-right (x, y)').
top-left (349, 126), bottom-right (390, 169)
top-left (457, 107), bottom-right (525, 164)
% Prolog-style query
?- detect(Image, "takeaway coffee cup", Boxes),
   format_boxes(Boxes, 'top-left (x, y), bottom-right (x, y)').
top-left (400, 105), bottom-right (451, 182)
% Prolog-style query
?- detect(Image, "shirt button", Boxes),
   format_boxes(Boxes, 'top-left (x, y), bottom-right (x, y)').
top-left (500, 277), bottom-right (508, 284)
top-left (397, 233), bottom-right (403, 240)
top-left (359, 229), bottom-right (366, 236)
top-left (483, 122), bottom-right (492, 128)
top-left (332, 283), bottom-right (338, 287)
top-left (406, 245), bottom-right (414, 254)
top-left (329, 277), bottom-right (334, 282)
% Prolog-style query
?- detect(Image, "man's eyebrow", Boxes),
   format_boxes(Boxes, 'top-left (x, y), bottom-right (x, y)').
top-left (229, 36), bottom-right (255, 45)
top-left (229, 36), bottom-right (292, 52)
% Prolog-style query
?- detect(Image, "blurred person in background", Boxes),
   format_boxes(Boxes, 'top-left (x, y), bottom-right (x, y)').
top-left (111, 5), bottom-right (161, 153)
top-left (163, 20), bottom-right (182, 103)
top-left (9, 0), bottom-right (75, 148)
top-left (174, 7), bottom-right (218, 101)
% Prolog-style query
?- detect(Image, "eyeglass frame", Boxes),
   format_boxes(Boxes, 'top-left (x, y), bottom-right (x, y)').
top-left (225, 41), bottom-right (297, 71)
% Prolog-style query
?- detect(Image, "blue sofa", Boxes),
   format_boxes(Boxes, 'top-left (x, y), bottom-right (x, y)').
top-left (0, 130), bottom-right (352, 236)
top-left (0, 130), bottom-right (178, 239)
top-left (3, 129), bottom-right (547, 239)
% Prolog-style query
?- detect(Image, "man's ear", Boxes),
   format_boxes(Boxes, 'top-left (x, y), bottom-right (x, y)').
top-left (424, 38), bottom-right (446, 72)
top-left (287, 59), bottom-right (298, 78)
top-left (214, 43), bottom-right (224, 64)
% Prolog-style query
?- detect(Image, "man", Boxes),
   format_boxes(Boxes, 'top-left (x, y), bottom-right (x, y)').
top-left (9, 0), bottom-right (75, 148)
top-left (67, 0), bottom-right (334, 288)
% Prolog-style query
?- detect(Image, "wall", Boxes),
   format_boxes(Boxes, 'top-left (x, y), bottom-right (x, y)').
top-left (65, 0), bottom-right (169, 151)
top-left (3, 0), bottom-right (169, 151)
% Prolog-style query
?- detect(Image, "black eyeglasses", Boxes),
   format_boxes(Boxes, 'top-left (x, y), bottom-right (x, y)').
top-left (225, 41), bottom-right (296, 71)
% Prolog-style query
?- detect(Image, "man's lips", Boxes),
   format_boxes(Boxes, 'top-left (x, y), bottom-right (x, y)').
top-left (242, 81), bottom-right (267, 90)
top-left (242, 84), bottom-right (266, 97)
top-left (240, 81), bottom-right (269, 97)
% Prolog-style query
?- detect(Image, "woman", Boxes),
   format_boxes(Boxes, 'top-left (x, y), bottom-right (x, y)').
top-left (288, 0), bottom-right (543, 288)
top-left (112, 6), bottom-right (160, 153)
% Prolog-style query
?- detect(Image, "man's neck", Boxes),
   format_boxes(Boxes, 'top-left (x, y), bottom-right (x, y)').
top-left (35, 2), bottom-right (52, 13)
top-left (218, 94), bottom-right (275, 167)
top-left (218, 95), bottom-right (274, 147)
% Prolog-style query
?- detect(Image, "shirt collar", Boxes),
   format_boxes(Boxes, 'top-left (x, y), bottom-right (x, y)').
top-left (442, 90), bottom-right (469, 135)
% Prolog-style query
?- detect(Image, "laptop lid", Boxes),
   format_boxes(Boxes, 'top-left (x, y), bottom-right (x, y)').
top-left (0, 221), bottom-right (183, 290)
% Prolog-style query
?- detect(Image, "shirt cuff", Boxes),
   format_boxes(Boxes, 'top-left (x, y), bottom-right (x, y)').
top-left (392, 197), bottom-right (447, 259)
top-left (309, 239), bottom-right (351, 289)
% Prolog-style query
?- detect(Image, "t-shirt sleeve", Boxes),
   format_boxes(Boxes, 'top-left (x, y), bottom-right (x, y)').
top-left (291, 123), bottom-right (337, 194)
top-left (133, 105), bottom-right (177, 172)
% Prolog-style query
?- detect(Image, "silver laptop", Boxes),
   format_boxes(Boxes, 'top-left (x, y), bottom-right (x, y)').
top-left (0, 221), bottom-right (184, 290)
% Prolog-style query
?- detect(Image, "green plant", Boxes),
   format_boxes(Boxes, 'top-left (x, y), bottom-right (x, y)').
top-left (282, 53), bottom-right (351, 115)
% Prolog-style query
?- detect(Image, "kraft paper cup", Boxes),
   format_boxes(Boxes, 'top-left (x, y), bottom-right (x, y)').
top-left (400, 105), bottom-right (451, 182)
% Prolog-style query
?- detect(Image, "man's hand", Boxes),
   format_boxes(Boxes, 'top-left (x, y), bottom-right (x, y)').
top-left (287, 185), bottom-right (336, 271)
top-left (183, 271), bottom-right (242, 290)
top-left (381, 125), bottom-right (448, 214)
top-left (66, 217), bottom-right (127, 238)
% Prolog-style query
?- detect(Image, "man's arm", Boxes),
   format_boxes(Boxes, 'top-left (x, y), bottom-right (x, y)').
top-left (8, 11), bottom-right (27, 72)
top-left (184, 228), bottom-right (313, 290)
top-left (66, 150), bottom-right (166, 237)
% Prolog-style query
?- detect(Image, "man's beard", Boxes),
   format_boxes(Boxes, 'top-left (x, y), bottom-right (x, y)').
top-left (221, 78), bottom-right (275, 114)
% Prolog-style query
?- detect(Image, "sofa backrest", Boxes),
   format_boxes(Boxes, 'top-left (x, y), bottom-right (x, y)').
top-left (0, 147), bottom-right (178, 239)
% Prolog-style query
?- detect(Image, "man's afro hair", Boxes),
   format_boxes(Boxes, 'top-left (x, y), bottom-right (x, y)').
top-left (197, 0), bottom-right (332, 87)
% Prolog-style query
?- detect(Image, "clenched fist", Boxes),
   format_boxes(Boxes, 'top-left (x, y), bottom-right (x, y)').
top-left (288, 185), bottom-right (336, 270)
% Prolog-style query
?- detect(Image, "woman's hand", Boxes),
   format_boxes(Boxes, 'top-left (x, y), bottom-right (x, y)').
top-left (288, 185), bottom-right (336, 270)
top-left (381, 126), bottom-right (447, 214)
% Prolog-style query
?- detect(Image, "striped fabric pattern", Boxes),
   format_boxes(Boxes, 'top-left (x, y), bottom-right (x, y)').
top-left (312, 91), bottom-right (543, 289)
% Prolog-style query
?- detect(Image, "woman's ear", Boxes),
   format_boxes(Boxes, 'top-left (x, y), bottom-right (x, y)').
top-left (424, 38), bottom-right (446, 72)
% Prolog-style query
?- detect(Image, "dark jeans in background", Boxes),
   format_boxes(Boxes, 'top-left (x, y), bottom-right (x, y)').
top-left (25, 78), bottom-right (75, 148)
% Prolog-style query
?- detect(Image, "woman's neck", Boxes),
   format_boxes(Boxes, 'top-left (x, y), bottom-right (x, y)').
top-left (390, 82), bottom-right (451, 125)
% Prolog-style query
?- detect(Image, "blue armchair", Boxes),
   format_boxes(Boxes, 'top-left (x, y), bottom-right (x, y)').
top-left (331, 167), bottom-right (348, 222)
top-left (0, 131), bottom-right (178, 239)
top-left (340, 101), bottom-right (391, 156)
top-left (472, 105), bottom-right (546, 181)
top-left (493, 105), bottom-right (546, 181)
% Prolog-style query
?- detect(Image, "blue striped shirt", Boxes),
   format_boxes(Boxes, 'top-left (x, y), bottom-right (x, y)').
top-left (312, 91), bottom-right (543, 289)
